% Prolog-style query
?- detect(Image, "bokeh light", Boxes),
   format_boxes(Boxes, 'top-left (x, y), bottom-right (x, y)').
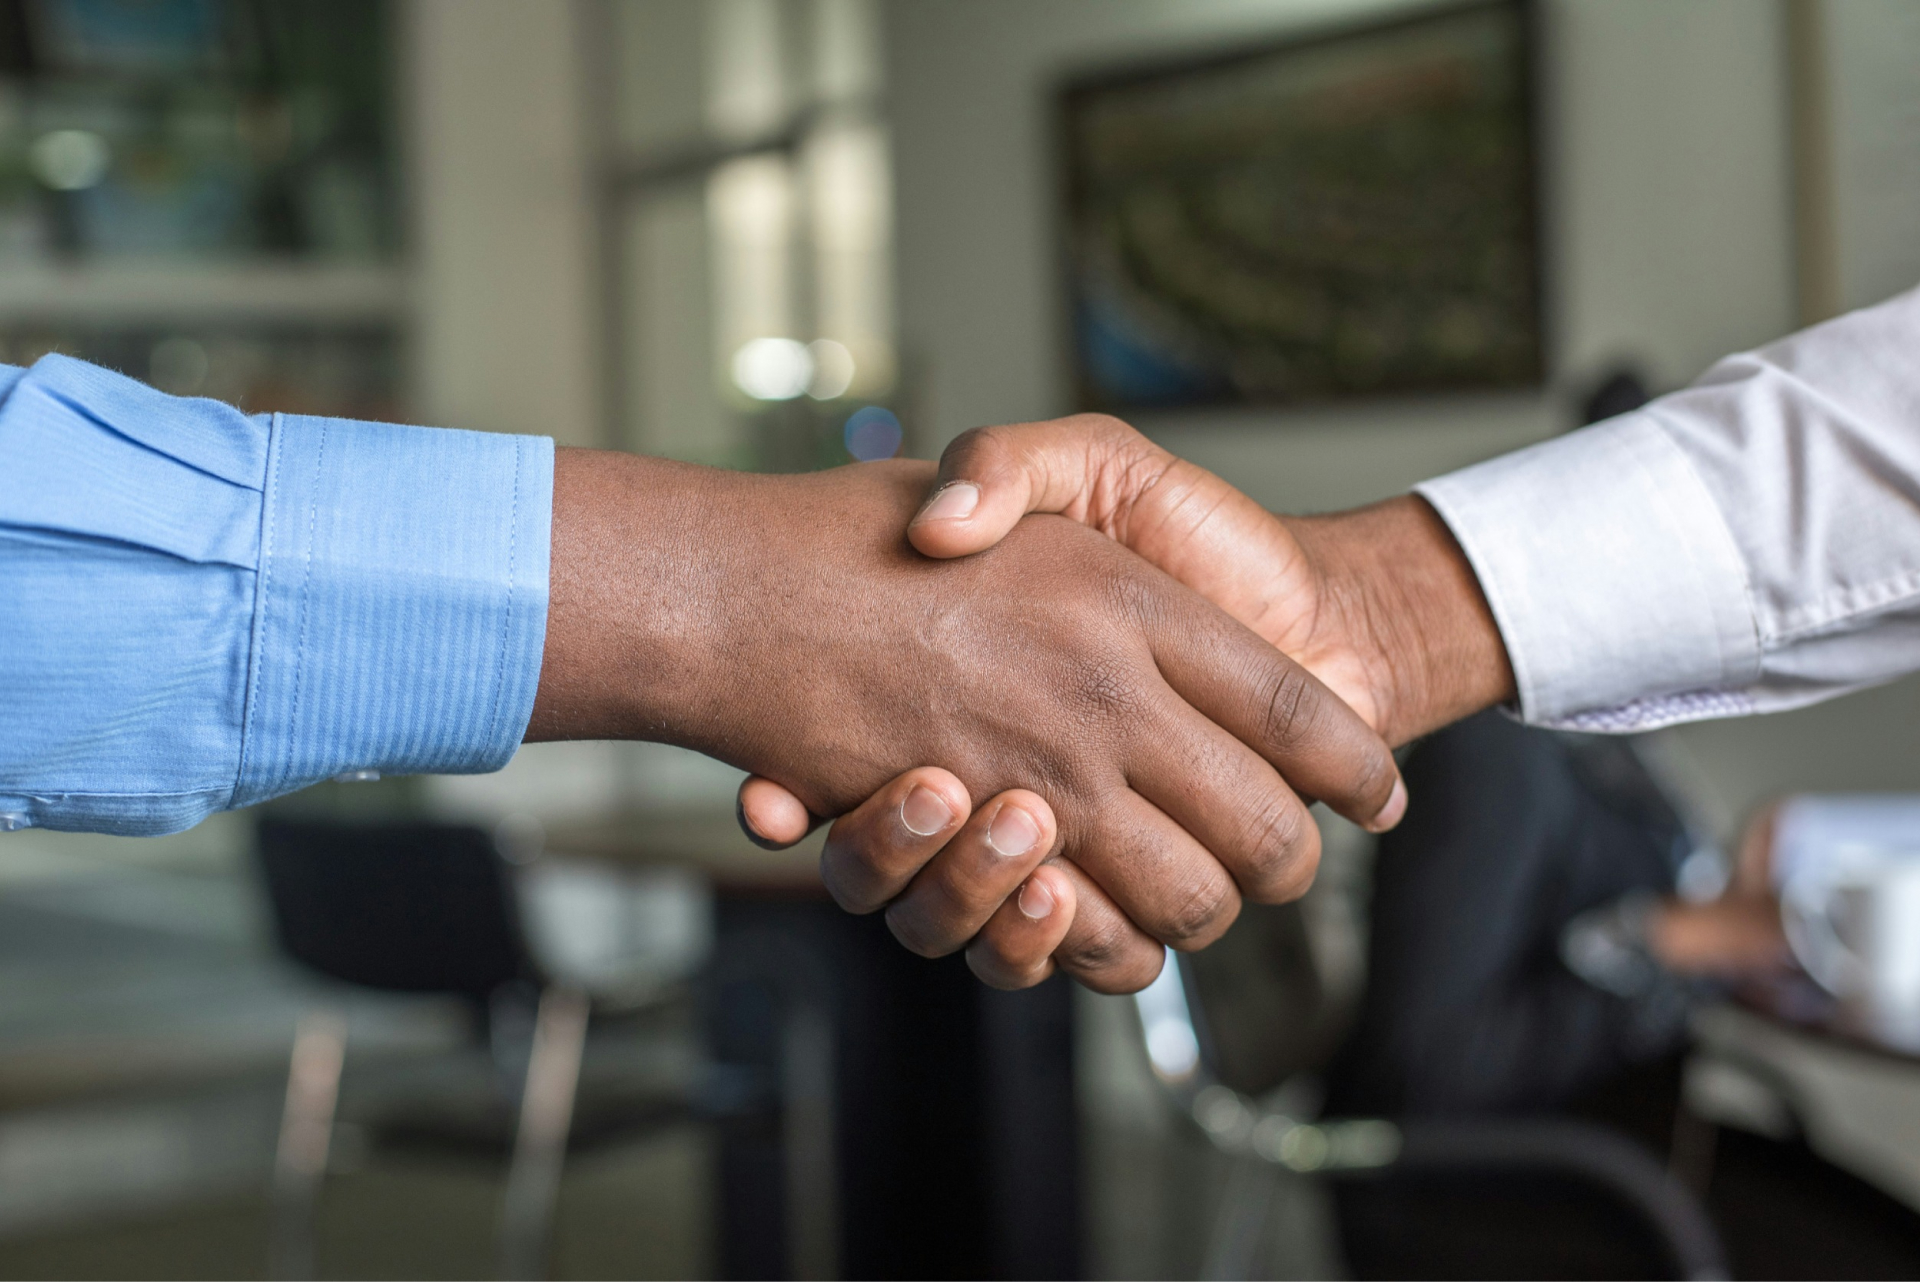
top-left (806, 338), bottom-right (855, 399)
top-left (843, 405), bottom-right (903, 460)
top-left (30, 129), bottom-right (110, 191)
top-left (731, 336), bottom-right (813, 400)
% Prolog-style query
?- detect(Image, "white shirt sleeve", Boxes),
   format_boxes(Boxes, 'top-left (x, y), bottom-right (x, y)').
top-left (1415, 283), bottom-right (1920, 732)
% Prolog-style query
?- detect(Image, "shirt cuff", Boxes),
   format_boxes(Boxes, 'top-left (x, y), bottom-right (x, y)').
top-left (1414, 413), bottom-right (1760, 727)
top-left (233, 414), bottom-right (553, 806)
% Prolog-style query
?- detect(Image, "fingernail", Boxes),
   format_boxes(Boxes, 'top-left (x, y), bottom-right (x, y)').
top-left (915, 482), bottom-right (980, 523)
top-left (1366, 778), bottom-right (1408, 833)
top-left (901, 785), bottom-right (953, 837)
top-left (1018, 877), bottom-right (1054, 920)
top-left (987, 804), bottom-right (1042, 857)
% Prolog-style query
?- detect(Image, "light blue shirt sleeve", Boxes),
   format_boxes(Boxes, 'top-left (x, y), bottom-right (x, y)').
top-left (0, 353), bottom-right (553, 836)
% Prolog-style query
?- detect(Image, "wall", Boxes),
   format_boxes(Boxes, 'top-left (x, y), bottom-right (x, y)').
top-left (885, 0), bottom-right (1799, 498)
top-left (405, 0), bottom-right (601, 446)
top-left (884, 0), bottom-right (1920, 831)
top-left (1827, 0), bottom-right (1920, 313)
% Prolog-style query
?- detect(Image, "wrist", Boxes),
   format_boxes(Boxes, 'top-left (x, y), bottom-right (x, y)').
top-left (526, 447), bottom-right (738, 744)
top-left (1285, 495), bottom-right (1514, 745)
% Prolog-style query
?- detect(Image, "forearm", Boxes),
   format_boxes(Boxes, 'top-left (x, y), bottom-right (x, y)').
top-left (527, 447), bottom-right (741, 745)
top-left (1287, 496), bottom-right (1515, 746)
top-left (525, 449), bottom-right (940, 793)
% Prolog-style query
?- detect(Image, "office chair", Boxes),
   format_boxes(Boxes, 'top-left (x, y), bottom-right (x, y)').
top-left (255, 817), bottom-right (597, 1282)
top-left (1134, 912), bottom-right (1729, 1281)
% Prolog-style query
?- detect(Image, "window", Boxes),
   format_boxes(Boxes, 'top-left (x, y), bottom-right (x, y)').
top-left (600, 0), bottom-right (898, 470)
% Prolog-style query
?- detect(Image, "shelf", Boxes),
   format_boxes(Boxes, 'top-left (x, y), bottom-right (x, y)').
top-left (0, 262), bottom-right (410, 328)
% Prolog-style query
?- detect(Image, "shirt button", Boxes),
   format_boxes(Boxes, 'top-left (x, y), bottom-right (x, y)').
top-left (332, 770), bottom-right (382, 783)
top-left (0, 811), bottom-right (30, 831)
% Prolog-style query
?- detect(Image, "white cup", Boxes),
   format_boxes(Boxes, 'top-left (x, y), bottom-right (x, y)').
top-left (1783, 846), bottom-right (1920, 1027)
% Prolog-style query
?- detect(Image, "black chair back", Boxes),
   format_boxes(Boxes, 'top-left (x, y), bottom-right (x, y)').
top-left (256, 818), bottom-right (535, 998)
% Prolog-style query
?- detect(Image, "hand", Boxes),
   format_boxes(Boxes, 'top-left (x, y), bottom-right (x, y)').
top-left (528, 448), bottom-right (1405, 992)
top-left (1646, 802), bottom-right (1789, 978)
top-left (902, 414), bottom-right (1516, 743)
top-left (791, 765), bottom-right (1083, 990)
top-left (740, 415), bottom-right (1513, 987)
top-left (1646, 896), bottom-right (1789, 977)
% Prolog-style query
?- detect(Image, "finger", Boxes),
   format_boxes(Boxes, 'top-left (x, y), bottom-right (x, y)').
top-left (966, 864), bottom-right (1077, 990)
top-left (817, 768), bottom-right (973, 914)
top-left (1147, 600), bottom-right (1406, 834)
top-left (884, 790), bottom-right (1058, 958)
top-left (1065, 787), bottom-right (1244, 951)
top-left (736, 776), bottom-right (816, 849)
top-left (907, 418), bottom-right (1314, 670)
top-left (1129, 699), bottom-right (1324, 905)
top-left (907, 414), bottom-right (1164, 559)
top-left (1049, 862), bottom-right (1174, 994)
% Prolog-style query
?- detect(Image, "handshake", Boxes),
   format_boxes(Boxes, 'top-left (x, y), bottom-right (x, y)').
top-left (526, 414), bottom-right (1516, 994)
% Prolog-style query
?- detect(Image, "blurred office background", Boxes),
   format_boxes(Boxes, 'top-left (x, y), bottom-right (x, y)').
top-left (2, 0), bottom-right (1920, 1278)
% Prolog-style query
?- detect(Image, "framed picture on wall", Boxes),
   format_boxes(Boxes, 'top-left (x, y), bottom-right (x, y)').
top-left (1057, 0), bottom-right (1543, 411)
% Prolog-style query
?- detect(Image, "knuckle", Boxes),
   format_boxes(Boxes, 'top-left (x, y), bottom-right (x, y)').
top-left (937, 867), bottom-right (1005, 921)
top-left (1098, 557), bottom-right (1160, 620)
top-left (943, 424), bottom-right (1012, 475)
top-left (1073, 946), bottom-right (1168, 996)
top-left (1258, 663), bottom-right (1322, 753)
top-left (1349, 742), bottom-right (1397, 811)
top-left (1239, 801), bottom-right (1321, 903)
top-left (1057, 907), bottom-right (1136, 975)
top-left (829, 883), bottom-right (887, 916)
top-left (1026, 752), bottom-right (1088, 803)
top-left (817, 853), bottom-right (885, 915)
top-left (1066, 412), bottom-right (1135, 444)
top-left (966, 954), bottom-right (1014, 989)
top-left (967, 942), bottom-right (1044, 991)
top-left (1156, 872), bottom-right (1240, 949)
top-left (883, 903), bottom-right (955, 959)
top-left (1070, 653), bottom-right (1145, 723)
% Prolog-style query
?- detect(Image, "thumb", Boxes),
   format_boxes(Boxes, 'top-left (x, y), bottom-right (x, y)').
top-left (907, 413), bottom-right (1167, 559)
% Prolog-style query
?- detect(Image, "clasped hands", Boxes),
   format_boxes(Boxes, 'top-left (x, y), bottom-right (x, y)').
top-left (528, 415), bottom-right (1513, 995)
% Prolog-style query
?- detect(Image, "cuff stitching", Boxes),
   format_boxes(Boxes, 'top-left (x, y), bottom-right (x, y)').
top-left (279, 418), bottom-right (329, 793)
top-left (234, 412), bottom-right (285, 806)
top-left (1771, 565), bottom-right (1920, 641)
top-left (485, 437), bottom-right (524, 748)
top-left (1544, 688), bottom-right (1758, 733)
